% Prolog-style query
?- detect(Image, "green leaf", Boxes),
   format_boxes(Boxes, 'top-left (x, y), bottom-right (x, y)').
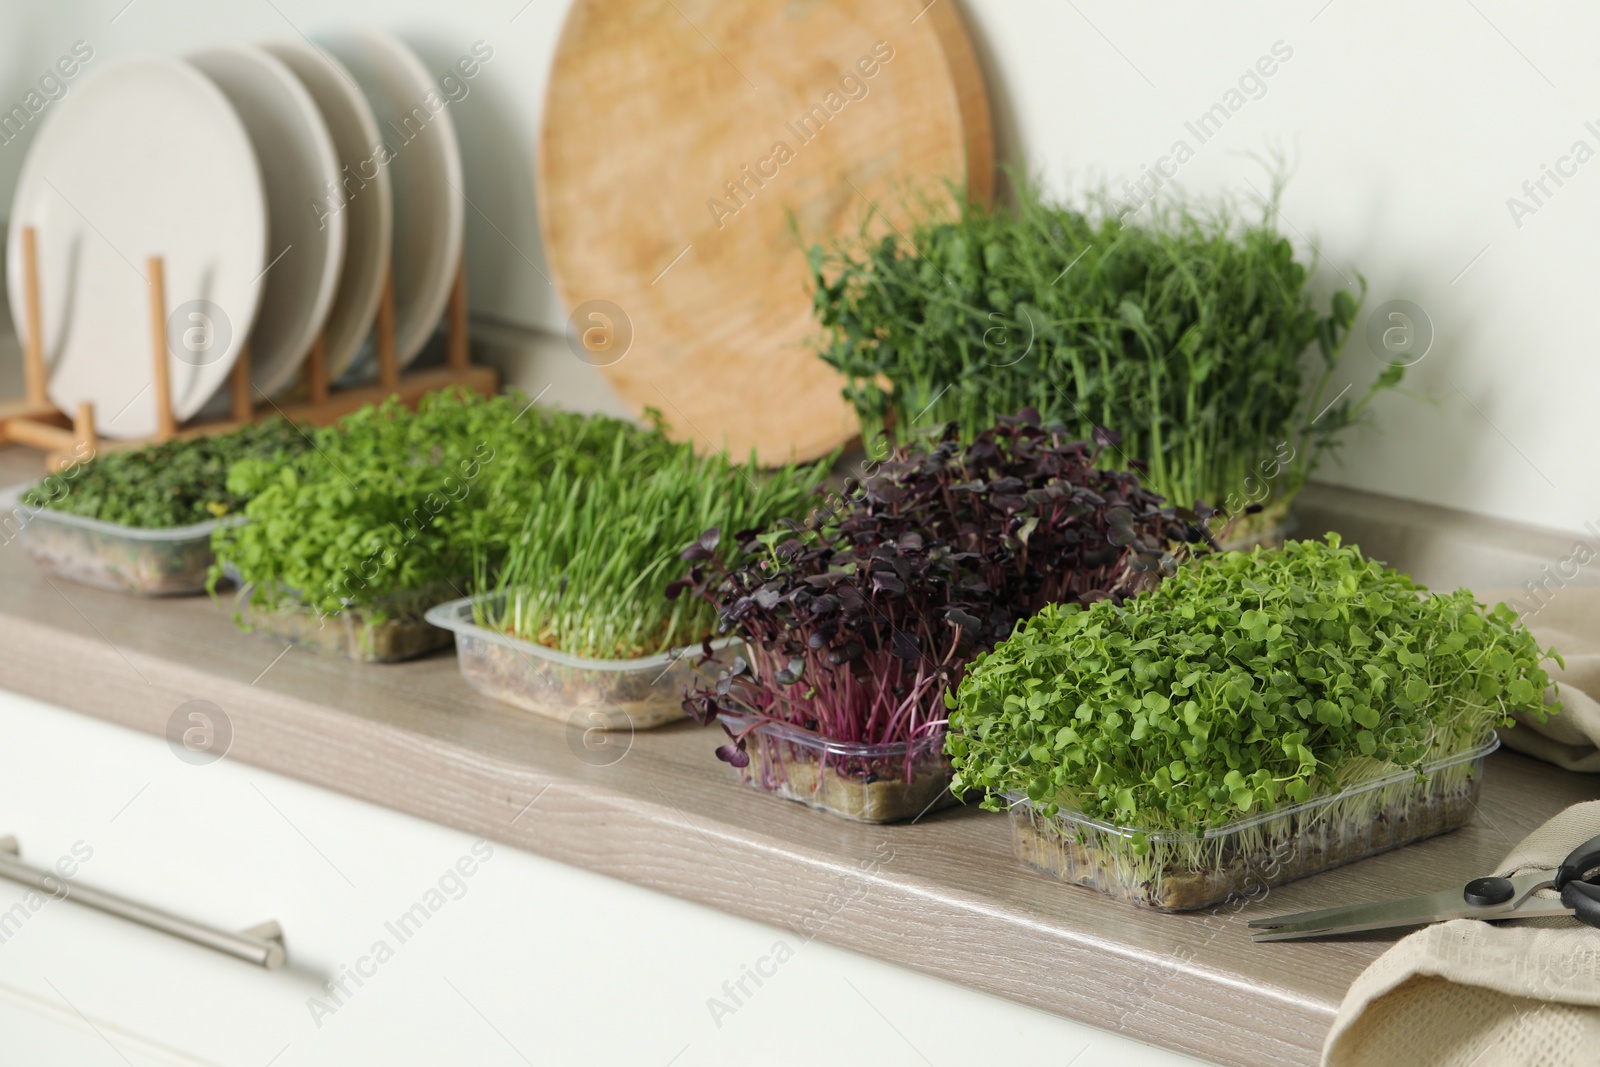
top-left (1114, 787), bottom-right (1137, 815)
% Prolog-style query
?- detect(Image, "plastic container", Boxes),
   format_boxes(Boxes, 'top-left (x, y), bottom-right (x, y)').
top-left (718, 713), bottom-right (956, 824)
top-left (236, 583), bottom-right (453, 663)
top-left (1, 482), bottom-right (232, 595)
top-left (425, 593), bottom-right (733, 729)
top-left (1217, 505), bottom-right (1297, 552)
top-left (1006, 734), bottom-right (1499, 911)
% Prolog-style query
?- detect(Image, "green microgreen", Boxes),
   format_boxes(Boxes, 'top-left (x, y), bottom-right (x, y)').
top-left (22, 419), bottom-right (311, 528)
top-left (947, 535), bottom-right (1561, 831)
top-left (808, 175), bottom-right (1403, 535)
top-left (478, 437), bottom-right (829, 660)
top-left (210, 389), bottom-right (671, 621)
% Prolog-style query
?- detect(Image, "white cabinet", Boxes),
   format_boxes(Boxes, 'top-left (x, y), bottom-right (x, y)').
top-left (0, 687), bottom-right (1211, 1067)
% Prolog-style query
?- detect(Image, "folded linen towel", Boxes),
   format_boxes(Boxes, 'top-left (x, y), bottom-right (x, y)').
top-left (1480, 587), bottom-right (1600, 772)
top-left (1324, 801), bottom-right (1600, 1067)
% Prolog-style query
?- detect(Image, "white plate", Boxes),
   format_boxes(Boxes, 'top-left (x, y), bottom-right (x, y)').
top-left (321, 28), bottom-right (463, 368)
top-left (188, 45), bottom-right (345, 399)
top-left (4, 58), bottom-right (266, 439)
top-left (263, 39), bottom-right (393, 382)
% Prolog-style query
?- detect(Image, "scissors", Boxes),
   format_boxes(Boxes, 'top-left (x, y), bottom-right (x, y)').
top-left (1248, 834), bottom-right (1600, 942)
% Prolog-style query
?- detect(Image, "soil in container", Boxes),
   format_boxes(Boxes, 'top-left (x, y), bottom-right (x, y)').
top-left (238, 586), bottom-right (452, 664)
top-left (20, 518), bottom-right (219, 595)
top-left (1007, 739), bottom-right (1494, 910)
top-left (426, 594), bottom-right (729, 729)
top-left (724, 714), bottom-right (955, 824)
top-left (455, 634), bottom-right (697, 729)
top-left (1, 481), bottom-right (230, 596)
top-left (1216, 505), bottom-right (1296, 552)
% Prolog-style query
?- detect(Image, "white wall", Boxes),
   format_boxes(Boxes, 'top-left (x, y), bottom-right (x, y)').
top-left (0, 0), bottom-right (1592, 534)
top-left (956, 1), bottom-right (1600, 537)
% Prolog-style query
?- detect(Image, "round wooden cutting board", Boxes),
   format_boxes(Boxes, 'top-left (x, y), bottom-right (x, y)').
top-left (538, 0), bottom-right (993, 464)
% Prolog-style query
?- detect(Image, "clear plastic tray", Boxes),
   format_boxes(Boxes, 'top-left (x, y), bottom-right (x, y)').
top-left (1, 482), bottom-right (234, 595)
top-left (718, 713), bottom-right (955, 824)
top-left (1007, 734), bottom-right (1500, 911)
top-left (425, 593), bottom-right (734, 730)
top-left (235, 583), bottom-right (454, 664)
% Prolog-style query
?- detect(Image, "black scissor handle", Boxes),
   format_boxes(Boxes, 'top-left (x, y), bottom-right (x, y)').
top-left (1554, 833), bottom-right (1600, 891)
top-left (1561, 881), bottom-right (1600, 930)
top-left (1553, 833), bottom-right (1600, 930)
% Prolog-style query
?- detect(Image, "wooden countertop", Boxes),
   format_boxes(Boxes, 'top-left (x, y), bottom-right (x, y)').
top-left (1, 448), bottom-right (1593, 1067)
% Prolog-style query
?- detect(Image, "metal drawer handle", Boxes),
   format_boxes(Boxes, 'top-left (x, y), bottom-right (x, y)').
top-left (0, 836), bottom-right (286, 969)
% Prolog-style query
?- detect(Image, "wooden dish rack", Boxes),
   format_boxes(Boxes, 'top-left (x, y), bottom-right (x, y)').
top-left (0, 225), bottom-right (498, 470)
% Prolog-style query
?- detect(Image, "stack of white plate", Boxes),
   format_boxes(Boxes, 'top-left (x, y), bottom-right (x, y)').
top-left (4, 30), bottom-right (464, 439)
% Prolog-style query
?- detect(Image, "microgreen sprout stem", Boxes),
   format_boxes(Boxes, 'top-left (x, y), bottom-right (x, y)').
top-left (477, 437), bottom-right (828, 661)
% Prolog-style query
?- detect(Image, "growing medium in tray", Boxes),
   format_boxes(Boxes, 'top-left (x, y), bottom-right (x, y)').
top-left (947, 535), bottom-right (1562, 907)
top-left (681, 412), bottom-right (1210, 821)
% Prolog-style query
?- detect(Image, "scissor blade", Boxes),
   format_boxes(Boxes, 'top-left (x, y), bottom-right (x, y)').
top-left (1244, 894), bottom-right (1421, 930)
top-left (1249, 872), bottom-right (1551, 941)
top-left (1508, 897), bottom-right (1577, 919)
top-left (1249, 886), bottom-right (1472, 941)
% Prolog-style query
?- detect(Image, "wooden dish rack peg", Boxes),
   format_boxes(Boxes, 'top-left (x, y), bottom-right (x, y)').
top-left (0, 224), bottom-right (496, 470)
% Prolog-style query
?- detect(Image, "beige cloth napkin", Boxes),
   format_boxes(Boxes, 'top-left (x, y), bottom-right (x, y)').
top-left (1480, 587), bottom-right (1600, 772)
top-left (1323, 801), bottom-right (1600, 1067)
